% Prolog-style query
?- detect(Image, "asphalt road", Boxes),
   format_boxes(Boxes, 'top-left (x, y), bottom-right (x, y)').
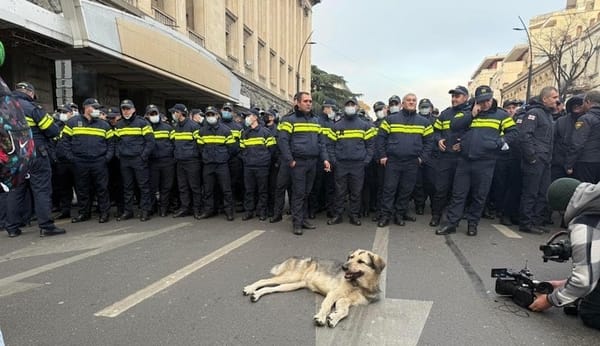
top-left (0, 208), bottom-right (598, 346)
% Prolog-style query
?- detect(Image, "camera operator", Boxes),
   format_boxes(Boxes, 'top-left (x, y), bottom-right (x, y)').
top-left (529, 178), bottom-right (600, 330)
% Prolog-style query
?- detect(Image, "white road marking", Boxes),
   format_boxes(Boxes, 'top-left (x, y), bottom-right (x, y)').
top-left (95, 230), bottom-right (265, 318)
top-left (316, 226), bottom-right (433, 346)
top-left (492, 224), bottom-right (523, 239)
top-left (0, 223), bottom-right (190, 298)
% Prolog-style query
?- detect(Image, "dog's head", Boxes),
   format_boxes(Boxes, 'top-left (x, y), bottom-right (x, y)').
top-left (342, 249), bottom-right (386, 288)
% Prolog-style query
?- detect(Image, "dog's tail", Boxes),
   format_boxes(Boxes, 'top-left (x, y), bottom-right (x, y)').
top-left (270, 257), bottom-right (312, 276)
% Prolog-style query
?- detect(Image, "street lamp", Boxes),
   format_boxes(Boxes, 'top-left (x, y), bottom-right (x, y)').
top-left (296, 31), bottom-right (316, 95)
top-left (513, 16), bottom-right (533, 102)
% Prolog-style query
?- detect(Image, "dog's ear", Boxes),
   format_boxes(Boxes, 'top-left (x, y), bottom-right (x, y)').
top-left (369, 253), bottom-right (386, 274)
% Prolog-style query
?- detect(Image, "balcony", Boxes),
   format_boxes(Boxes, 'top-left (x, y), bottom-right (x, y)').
top-left (152, 7), bottom-right (176, 28)
top-left (188, 30), bottom-right (205, 47)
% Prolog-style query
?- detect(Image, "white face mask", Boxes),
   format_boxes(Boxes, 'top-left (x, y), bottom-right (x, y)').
top-left (206, 116), bottom-right (218, 125)
top-left (193, 115), bottom-right (204, 124)
top-left (59, 113), bottom-right (69, 122)
top-left (123, 113), bottom-right (132, 120)
top-left (376, 110), bottom-right (386, 119)
top-left (91, 109), bottom-right (100, 118)
top-left (344, 106), bottom-right (357, 116)
top-left (149, 115), bottom-right (160, 124)
top-left (244, 117), bottom-right (253, 127)
top-left (72, 111), bottom-right (79, 117)
top-left (419, 107), bottom-right (431, 115)
top-left (389, 106), bottom-right (400, 114)
top-left (327, 111), bottom-right (336, 120)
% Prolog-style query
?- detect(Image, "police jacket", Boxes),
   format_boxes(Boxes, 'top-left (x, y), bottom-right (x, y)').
top-left (54, 119), bottom-right (70, 162)
top-left (451, 106), bottom-right (517, 161)
top-left (552, 114), bottom-right (579, 167)
top-left (221, 119), bottom-right (242, 141)
top-left (330, 116), bottom-right (376, 164)
top-left (172, 118), bottom-right (202, 161)
top-left (240, 125), bottom-right (276, 167)
top-left (61, 114), bottom-right (115, 162)
top-left (13, 91), bottom-right (59, 151)
top-left (197, 121), bottom-right (239, 164)
top-left (377, 109), bottom-right (434, 163)
top-left (150, 121), bottom-right (174, 160)
top-left (433, 103), bottom-right (470, 158)
top-left (518, 100), bottom-right (554, 163)
top-left (114, 115), bottom-right (154, 160)
top-left (277, 109), bottom-right (329, 164)
top-left (565, 105), bottom-right (600, 168)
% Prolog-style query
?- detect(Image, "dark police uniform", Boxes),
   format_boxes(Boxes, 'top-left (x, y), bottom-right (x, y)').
top-left (278, 109), bottom-right (329, 233)
top-left (430, 102), bottom-right (470, 225)
top-left (197, 120), bottom-right (238, 220)
top-left (150, 120), bottom-right (175, 216)
top-left (518, 99), bottom-right (554, 229)
top-left (6, 90), bottom-right (62, 235)
top-left (377, 109), bottom-right (434, 226)
top-left (240, 124), bottom-right (276, 220)
top-left (53, 116), bottom-right (76, 219)
top-left (265, 120), bottom-right (279, 217)
top-left (270, 113), bottom-right (293, 222)
top-left (221, 116), bottom-right (244, 209)
top-left (412, 110), bottom-right (437, 215)
top-left (61, 113), bottom-right (115, 222)
top-left (308, 112), bottom-right (336, 218)
top-left (367, 116), bottom-right (387, 221)
top-left (565, 105), bottom-right (600, 183)
top-left (439, 101), bottom-right (517, 235)
top-left (114, 114), bottom-right (155, 220)
top-left (328, 116), bottom-right (376, 224)
top-left (552, 112), bottom-right (579, 182)
top-left (172, 117), bottom-right (203, 217)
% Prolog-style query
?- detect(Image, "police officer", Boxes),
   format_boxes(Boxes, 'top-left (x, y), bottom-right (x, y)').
top-left (170, 103), bottom-right (203, 218)
top-left (368, 101), bottom-right (388, 221)
top-left (263, 109), bottom-right (279, 217)
top-left (5, 82), bottom-right (65, 237)
top-left (565, 90), bottom-right (600, 184)
top-left (190, 108), bottom-right (205, 125)
top-left (412, 98), bottom-right (437, 215)
top-left (114, 99), bottom-right (155, 221)
top-left (377, 93), bottom-right (434, 227)
top-left (52, 104), bottom-right (76, 220)
top-left (146, 104), bottom-right (175, 217)
top-left (430, 86), bottom-right (471, 227)
top-left (308, 98), bottom-right (336, 219)
top-left (278, 92), bottom-right (331, 235)
top-left (553, 95), bottom-right (584, 182)
top-left (105, 107), bottom-right (125, 217)
top-left (221, 102), bottom-right (244, 210)
top-left (240, 109), bottom-right (276, 220)
top-left (196, 107), bottom-right (238, 221)
top-left (269, 111), bottom-right (293, 223)
top-left (62, 98), bottom-right (114, 224)
top-left (436, 86), bottom-right (517, 236)
top-left (518, 87), bottom-right (559, 234)
top-left (327, 98), bottom-right (376, 226)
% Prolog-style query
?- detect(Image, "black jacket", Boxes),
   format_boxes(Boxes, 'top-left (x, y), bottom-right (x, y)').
top-left (61, 115), bottom-right (115, 162)
top-left (377, 109), bottom-right (434, 163)
top-left (565, 106), bottom-right (600, 168)
top-left (277, 110), bottom-right (329, 164)
top-left (552, 114), bottom-right (579, 166)
top-left (114, 115), bottom-right (155, 160)
top-left (240, 125), bottom-right (275, 167)
top-left (330, 116), bottom-right (376, 164)
top-left (433, 103), bottom-right (470, 158)
top-left (172, 118), bottom-right (202, 161)
top-left (451, 106), bottom-right (518, 161)
top-left (13, 91), bottom-right (59, 150)
top-left (197, 122), bottom-right (239, 164)
top-left (518, 100), bottom-right (554, 163)
top-left (150, 121), bottom-right (174, 160)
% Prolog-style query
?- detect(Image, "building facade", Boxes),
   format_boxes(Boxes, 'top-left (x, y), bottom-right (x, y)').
top-left (0, 0), bottom-right (319, 114)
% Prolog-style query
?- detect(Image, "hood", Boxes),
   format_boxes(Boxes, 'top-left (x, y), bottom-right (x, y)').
top-left (564, 182), bottom-right (600, 223)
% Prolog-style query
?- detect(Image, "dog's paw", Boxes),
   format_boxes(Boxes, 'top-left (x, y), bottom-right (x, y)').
top-left (313, 315), bottom-right (326, 327)
top-left (250, 293), bottom-right (260, 302)
top-left (242, 286), bottom-right (252, 296)
top-left (326, 316), bottom-right (338, 328)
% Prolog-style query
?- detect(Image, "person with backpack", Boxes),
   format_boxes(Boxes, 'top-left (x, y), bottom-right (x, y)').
top-left (5, 82), bottom-right (66, 237)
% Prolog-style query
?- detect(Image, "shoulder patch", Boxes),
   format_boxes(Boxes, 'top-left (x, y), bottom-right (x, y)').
top-left (575, 121), bottom-right (584, 129)
top-left (516, 119), bottom-right (523, 124)
top-left (527, 114), bottom-right (536, 120)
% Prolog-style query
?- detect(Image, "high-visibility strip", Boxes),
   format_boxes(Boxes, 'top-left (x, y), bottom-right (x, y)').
top-left (364, 127), bottom-right (378, 140)
top-left (293, 123), bottom-right (321, 133)
top-left (25, 116), bottom-right (36, 127)
top-left (61, 126), bottom-right (73, 137)
top-left (380, 121), bottom-right (391, 133)
top-left (198, 135), bottom-right (228, 144)
top-left (141, 125), bottom-right (153, 136)
top-left (224, 135), bottom-right (236, 145)
top-left (38, 114), bottom-right (55, 130)
top-left (422, 125), bottom-right (434, 136)
top-left (173, 132), bottom-right (194, 141)
top-left (320, 127), bottom-right (337, 141)
top-left (106, 130), bottom-right (115, 139)
top-left (154, 130), bottom-right (171, 139)
top-left (434, 119), bottom-right (451, 130)
top-left (471, 119), bottom-right (500, 130)
top-left (72, 127), bottom-right (110, 138)
top-left (266, 137), bottom-right (277, 146)
top-left (115, 127), bottom-right (144, 136)
top-left (278, 122), bottom-right (293, 133)
top-left (501, 117), bottom-right (516, 129)
top-left (230, 129), bottom-right (241, 139)
top-left (241, 137), bottom-right (267, 147)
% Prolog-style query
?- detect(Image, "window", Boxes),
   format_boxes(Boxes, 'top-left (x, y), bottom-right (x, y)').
top-left (226, 13), bottom-right (238, 60)
top-left (280, 59), bottom-right (286, 95)
top-left (186, 0), bottom-right (194, 31)
top-left (288, 66), bottom-right (294, 97)
top-left (258, 40), bottom-right (266, 80)
top-left (243, 29), bottom-right (253, 71)
top-left (270, 51), bottom-right (277, 86)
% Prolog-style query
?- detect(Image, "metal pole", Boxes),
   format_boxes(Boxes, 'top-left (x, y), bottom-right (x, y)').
top-left (296, 30), bottom-right (314, 94)
top-left (518, 16), bottom-right (533, 102)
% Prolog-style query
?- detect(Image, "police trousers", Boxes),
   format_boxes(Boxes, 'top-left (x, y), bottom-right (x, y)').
top-left (334, 161), bottom-right (365, 218)
top-left (203, 162), bottom-right (232, 214)
top-left (176, 159), bottom-right (203, 213)
top-left (519, 159), bottom-right (551, 227)
top-left (431, 156), bottom-right (458, 217)
top-left (380, 157), bottom-right (419, 219)
top-left (290, 158), bottom-right (317, 228)
top-left (150, 159), bottom-right (176, 213)
top-left (121, 156), bottom-right (152, 213)
top-left (243, 165), bottom-right (269, 216)
top-left (74, 159), bottom-right (111, 216)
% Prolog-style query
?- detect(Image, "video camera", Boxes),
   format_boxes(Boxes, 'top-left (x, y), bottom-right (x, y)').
top-left (539, 231), bottom-right (571, 263)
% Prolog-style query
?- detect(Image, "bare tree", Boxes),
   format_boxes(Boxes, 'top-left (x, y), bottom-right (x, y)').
top-left (532, 15), bottom-right (600, 100)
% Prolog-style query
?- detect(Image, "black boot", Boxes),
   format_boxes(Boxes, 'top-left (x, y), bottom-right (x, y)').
top-left (467, 224), bottom-right (478, 236)
top-left (429, 215), bottom-right (441, 227)
top-left (435, 224), bottom-right (456, 235)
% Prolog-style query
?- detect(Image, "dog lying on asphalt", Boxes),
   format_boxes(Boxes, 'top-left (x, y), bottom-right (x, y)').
top-left (243, 249), bottom-right (386, 328)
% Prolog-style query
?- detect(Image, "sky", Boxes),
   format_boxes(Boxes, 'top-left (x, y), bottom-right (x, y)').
top-left (311, 0), bottom-right (566, 111)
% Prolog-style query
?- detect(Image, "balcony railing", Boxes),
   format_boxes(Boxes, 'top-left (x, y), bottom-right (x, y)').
top-left (152, 7), bottom-right (176, 28)
top-left (188, 30), bottom-right (205, 47)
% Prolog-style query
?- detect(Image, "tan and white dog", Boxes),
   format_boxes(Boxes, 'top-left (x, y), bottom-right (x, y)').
top-left (243, 249), bottom-right (386, 328)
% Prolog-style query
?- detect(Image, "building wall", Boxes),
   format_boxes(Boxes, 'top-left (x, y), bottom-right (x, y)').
top-left (468, 66), bottom-right (501, 95)
top-left (501, 61), bottom-right (555, 102)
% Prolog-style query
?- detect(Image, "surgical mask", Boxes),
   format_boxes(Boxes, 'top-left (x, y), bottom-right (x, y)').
top-left (123, 114), bottom-right (132, 120)
top-left (344, 106), bottom-right (357, 116)
top-left (419, 107), bottom-right (431, 116)
top-left (149, 115), bottom-right (160, 124)
top-left (327, 111), bottom-right (336, 120)
top-left (206, 116), bottom-right (218, 125)
top-left (91, 109), bottom-right (100, 118)
top-left (389, 106), bottom-right (400, 113)
top-left (221, 110), bottom-right (232, 120)
top-left (376, 110), bottom-right (386, 119)
top-left (59, 113), bottom-right (69, 122)
top-left (72, 110), bottom-right (79, 117)
top-left (193, 115), bottom-right (204, 124)
top-left (244, 117), bottom-right (253, 127)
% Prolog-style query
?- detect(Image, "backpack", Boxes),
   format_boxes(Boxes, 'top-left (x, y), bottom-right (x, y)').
top-left (0, 76), bottom-right (35, 192)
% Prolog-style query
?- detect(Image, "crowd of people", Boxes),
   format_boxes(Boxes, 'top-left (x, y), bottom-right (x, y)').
top-left (1, 80), bottom-right (599, 238)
